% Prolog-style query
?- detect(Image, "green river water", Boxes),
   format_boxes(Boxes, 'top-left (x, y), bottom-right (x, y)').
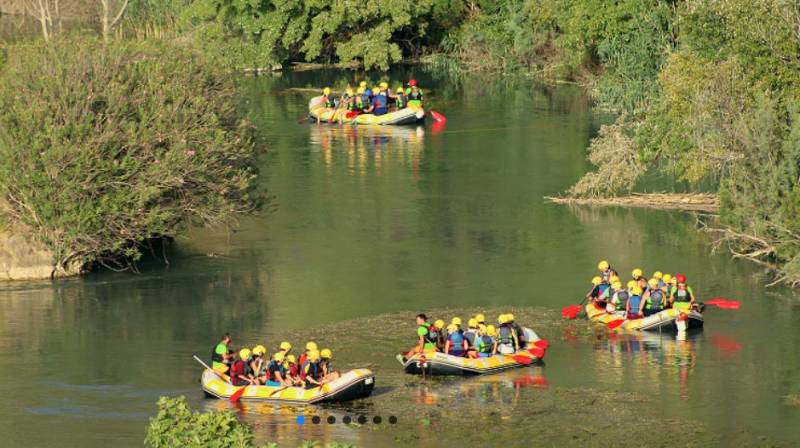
top-left (1, 68), bottom-right (799, 447)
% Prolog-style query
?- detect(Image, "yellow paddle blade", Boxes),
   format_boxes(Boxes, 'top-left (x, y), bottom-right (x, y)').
top-left (213, 365), bottom-right (229, 374)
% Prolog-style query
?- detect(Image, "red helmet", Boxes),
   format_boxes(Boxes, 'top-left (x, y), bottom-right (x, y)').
top-left (675, 273), bottom-right (687, 284)
top-left (408, 79), bottom-right (417, 87)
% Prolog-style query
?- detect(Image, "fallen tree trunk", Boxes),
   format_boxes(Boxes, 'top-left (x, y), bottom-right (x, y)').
top-left (545, 192), bottom-right (719, 214)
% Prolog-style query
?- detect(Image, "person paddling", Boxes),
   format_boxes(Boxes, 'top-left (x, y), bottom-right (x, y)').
top-left (477, 325), bottom-right (497, 357)
top-left (496, 314), bottom-right (519, 355)
top-left (463, 318), bottom-right (480, 358)
top-left (301, 350), bottom-right (324, 389)
top-left (298, 341), bottom-right (318, 367)
top-left (597, 260), bottom-right (618, 284)
top-left (230, 348), bottom-right (255, 386)
top-left (444, 318), bottom-right (467, 357)
top-left (320, 348), bottom-right (340, 382)
top-left (626, 286), bottom-right (645, 319)
top-left (643, 278), bottom-right (665, 316)
top-left (211, 333), bottom-right (233, 373)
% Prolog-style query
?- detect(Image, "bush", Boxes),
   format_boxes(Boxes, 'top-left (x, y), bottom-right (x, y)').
top-left (0, 37), bottom-right (258, 271)
top-left (145, 396), bottom-right (259, 448)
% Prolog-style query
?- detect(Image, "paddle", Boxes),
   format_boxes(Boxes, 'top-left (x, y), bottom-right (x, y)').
top-left (562, 294), bottom-right (591, 320)
top-left (328, 95), bottom-right (346, 124)
top-left (430, 110), bottom-right (446, 123)
top-left (229, 384), bottom-right (248, 403)
top-left (193, 354), bottom-right (227, 381)
top-left (296, 113), bottom-right (309, 124)
top-left (705, 297), bottom-right (741, 309)
top-left (268, 384), bottom-right (291, 397)
top-left (607, 318), bottom-right (626, 330)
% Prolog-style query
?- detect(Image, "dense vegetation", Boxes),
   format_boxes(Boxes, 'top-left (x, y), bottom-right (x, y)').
top-left (0, 37), bottom-right (257, 272)
top-left (146, 396), bottom-right (352, 448)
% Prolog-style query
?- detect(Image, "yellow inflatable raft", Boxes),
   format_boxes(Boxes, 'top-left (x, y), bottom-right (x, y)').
top-left (584, 302), bottom-right (704, 332)
top-left (308, 96), bottom-right (425, 125)
top-left (200, 368), bottom-right (375, 404)
top-left (398, 327), bottom-right (545, 376)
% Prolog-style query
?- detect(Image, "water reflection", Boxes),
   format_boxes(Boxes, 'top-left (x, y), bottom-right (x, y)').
top-left (412, 368), bottom-right (549, 408)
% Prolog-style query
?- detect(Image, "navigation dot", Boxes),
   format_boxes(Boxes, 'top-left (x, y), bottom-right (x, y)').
top-left (327, 416), bottom-right (336, 424)
top-left (312, 416), bottom-right (321, 424)
top-left (389, 416), bottom-right (397, 424)
top-left (357, 415), bottom-right (368, 424)
top-left (296, 415), bottom-right (305, 425)
top-left (373, 416), bottom-right (382, 424)
top-left (343, 416), bottom-right (352, 424)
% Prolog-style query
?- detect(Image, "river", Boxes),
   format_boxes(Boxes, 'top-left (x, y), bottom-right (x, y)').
top-left (0, 68), bottom-right (798, 447)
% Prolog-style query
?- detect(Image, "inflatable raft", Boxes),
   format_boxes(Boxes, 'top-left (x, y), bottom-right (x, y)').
top-left (200, 368), bottom-right (375, 404)
top-left (584, 302), bottom-right (704, 332)
top-left (398, 328), bottom-right (545, 376)
top-left (308, 96), bottom-right (425, 125)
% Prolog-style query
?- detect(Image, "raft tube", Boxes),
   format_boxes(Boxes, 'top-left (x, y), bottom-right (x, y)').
top-left (200, 368), bottom-right (375, 404)
top-left (308, 96), bottom-right (425, 125)
top-left (584, 302), bottom-right (704, 332)
top-left (398, 328), bottom-right (544, 376)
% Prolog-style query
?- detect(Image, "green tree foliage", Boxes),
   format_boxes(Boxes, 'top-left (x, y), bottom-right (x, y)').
top-left (180, 0), bottom-right (433, 70)
top-left (0, 37), bottom-right (258, 271)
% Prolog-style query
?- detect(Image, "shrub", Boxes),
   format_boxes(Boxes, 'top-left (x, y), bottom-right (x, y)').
top-left (0, 37), bottom-right (258, 271)
top-left (145, 396), bottom-right (258, 448)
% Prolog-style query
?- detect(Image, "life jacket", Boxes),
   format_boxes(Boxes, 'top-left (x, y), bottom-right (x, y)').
top-left (647, 289), bottom-right (664, 310)
top-left (267, 360), bottom-right (285, 381)
top-left (615, 290), bottom-right (629, 311)
top-left (372, 95), bottom-right (388, 114)
top-left (478, 335), bottom-right (494, 353)
top-left (497, 325), bottom-right (515, 345)
top-left (345, 96), bottom-right (355, 111)
top-left (629, 294), bottom-right (643, 312)
top-left (598, 283), bottom-right (610, 295)
top-left (211, 343), bottom-right (225, 365)
top-left (408, 89), bottom-right (423, 101)
top-left (511, 323), bottom-right (525, 345)
top-left (360, 95), bottom-right (370, 111)
top-left (463, 329), bottom-right (477, 348)
top-left (419, 323), bottom-right (438, 346)
top-left (447, 330), bottom-right (465, 353)
top-left (323, 95), bottom-right (335, 108)
top-left (230, 360), bottom-right (247, 386)
top-left (396, 94), bottom-right (406, 109)
top-left (673, 287), bottom-right (692, 303)
top-left (301, 360), bottom-right (321, 381)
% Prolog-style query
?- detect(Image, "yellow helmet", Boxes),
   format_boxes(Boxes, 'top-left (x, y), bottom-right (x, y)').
top-left (323, 87), bottom-right (331, 95)
top-left (396, 87), bottom-right (404, 93)
top-left (631, 286), bottom-right (643, 295)
top-left (591, 276), bottom-right (602, 286)
top-left (610, 275), bottom-right (620, 284)
top-left (357, 86), bottom-right (365, 94)
top-left (252, 345), bottom-right (266, 356)
top-left (305, 341), bottom-right (318, 351)
top-left (345, 87), bottom-right (354, 96)
top-left (451, 317), bottom-right (462, 326)
top-left (372, 86), bottom-right (380, 93)
top-left (273, 351), bottom-right (285, 362)
top-left (307, 350), bottom-right (320, 361)
top-left (612, 281), bottom-right (623, 290)
top-left (507, 313), bottom-right (515, 322)
top-left (434, 319), bottom-right (445, 329)
top-left (468, 318), bottom-right (478, 328)
top-left (662, 274), bottom-right (673, 284)
top-left (478, 324), bottom-right (487, 332)
top-left (598, 260), bottom-right (609, 271)
top-left (359, 81), bottom-right (367, 88)
top-left (320, 348), bottom-right (332, 359)
top-left (286, 354), bottom-right (296, 364)
top-left (626, 280), bottom-right (637, 289)
top-left (239, 348), bottom-right (251, 360)
top-left (486, 325), bottom-right (497, 336)
top-left (447, 324), bottom-right (458, 333)
top-left (632, 268), bottom-right (643, 278)
top-left (652, 271), bottom-right (663, 279)
top-left (379, 81), bottom-right (388, 89)
top-left (279, 341), bottom-right (292, 351)
top-left (498, 314), bottom-right (508, 324)
top-left (648, 278), bottom-right (659, 287)
top-left (475, 313), bottom-right (486, 323)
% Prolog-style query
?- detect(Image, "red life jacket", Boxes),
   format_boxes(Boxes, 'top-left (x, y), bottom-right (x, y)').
top-left (230, 360), bottom-right (247, 386)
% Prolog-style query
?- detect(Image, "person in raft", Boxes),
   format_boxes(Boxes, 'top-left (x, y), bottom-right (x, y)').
top-left (230, 348), bottom-right (256, 386)
top-left (211, 333), bottom-right (234, 373)
top-left (670, 273), bottom-right (698, 311)
top-left (320, 348), bottom-right (340, 382)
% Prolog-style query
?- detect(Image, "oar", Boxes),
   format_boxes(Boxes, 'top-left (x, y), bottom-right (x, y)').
top-left (268, 384), bottom-right (291, 397)
top-left (562, 294), bottom-right (591, 320)
top-left (296, 113), bottom-right (309, 124)
top-left (193, 354), bottom-right (227, 381)
top-left (328, 95), bottom-right (346, 124)
top-left (705, 297), bottom-right (741, 309)
top-left (607, 318), bottom-right (626, 330)
top-left (430, 110), bottom-right (446, 123)
top-left (229, 384), bottom-right (248, 403)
